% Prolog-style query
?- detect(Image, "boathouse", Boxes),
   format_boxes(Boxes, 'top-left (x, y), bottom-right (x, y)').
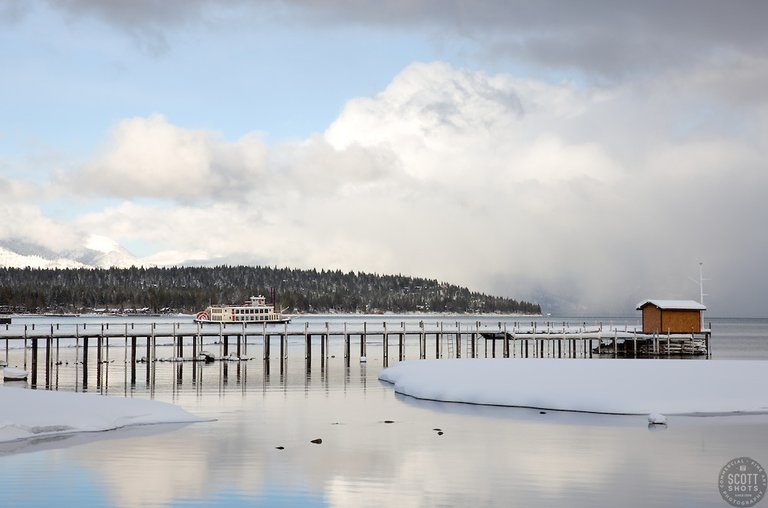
top-left (636, 299), bottom-right (706, 334)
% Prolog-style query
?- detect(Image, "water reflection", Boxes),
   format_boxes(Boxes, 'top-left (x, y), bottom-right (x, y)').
top-left (2, 317), bottom-right (768, 507)
top-left (5, 369), bottom-right (763, 507)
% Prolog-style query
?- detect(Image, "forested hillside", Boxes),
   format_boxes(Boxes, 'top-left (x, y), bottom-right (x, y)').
top-left (0, 266), bottom-right (540, 315)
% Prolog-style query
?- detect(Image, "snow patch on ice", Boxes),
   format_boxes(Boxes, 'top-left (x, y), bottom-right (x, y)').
top-left (379, 359), bottom-right (768, 415)
top-left (0, 387), bottom-right (208, 443)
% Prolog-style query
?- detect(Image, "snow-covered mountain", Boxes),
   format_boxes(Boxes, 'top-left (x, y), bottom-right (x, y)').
top-left (0, 235), bottom-right (141, 269)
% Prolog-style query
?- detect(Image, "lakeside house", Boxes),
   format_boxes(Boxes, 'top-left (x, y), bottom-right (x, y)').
top-left (636, 299), bottom-right (706, 334)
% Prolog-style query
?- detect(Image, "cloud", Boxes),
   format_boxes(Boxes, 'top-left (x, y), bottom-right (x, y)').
top-left (10, 1), bottom-right (767, 79)
top-left (0, 0), bottom-right (25, 24)
top-left (283, 1), bottom-right (768, 78)
top-left (0, 177), bottom-right (82, 251)
top-left (7, 60), bottom-right (768, 316)
top-left (67, 114), bottom-right (268, 202)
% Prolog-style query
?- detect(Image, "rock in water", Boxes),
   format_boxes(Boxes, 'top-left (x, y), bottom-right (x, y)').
top-left (310, 438), bottom-right (323, 444)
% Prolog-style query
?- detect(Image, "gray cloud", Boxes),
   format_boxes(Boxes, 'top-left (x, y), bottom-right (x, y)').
top-left (7, 1), bottom-right (766, 76)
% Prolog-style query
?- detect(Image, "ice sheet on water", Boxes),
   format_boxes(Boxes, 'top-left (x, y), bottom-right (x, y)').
top-left (379, 359), bottom-right (768, 415)
top-left (0, 386), bottom-right (208, 443)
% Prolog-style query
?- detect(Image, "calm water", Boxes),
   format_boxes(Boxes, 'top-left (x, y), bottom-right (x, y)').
top-left (2, 315), bottom-right (768, 507)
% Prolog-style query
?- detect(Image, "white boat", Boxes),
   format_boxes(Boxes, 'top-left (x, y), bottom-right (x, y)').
top-left (194, 295), bottom-right (291, 325)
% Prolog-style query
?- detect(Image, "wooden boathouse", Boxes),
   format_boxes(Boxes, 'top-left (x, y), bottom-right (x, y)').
top-left (636, 299), bottom-right (705, 334)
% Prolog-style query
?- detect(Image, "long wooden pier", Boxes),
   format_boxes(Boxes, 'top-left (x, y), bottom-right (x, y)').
top-left (1, 320), bottom-right (711, 388)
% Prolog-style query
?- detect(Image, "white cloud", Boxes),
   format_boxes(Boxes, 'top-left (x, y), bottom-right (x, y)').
top-left (68, 114), bottom-right (268, 201)
top-left (5, 61), bottom-right (768, 315)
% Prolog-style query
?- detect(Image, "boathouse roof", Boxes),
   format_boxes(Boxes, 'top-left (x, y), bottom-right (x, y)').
top-left (636, 299), bottom-right (706, 311)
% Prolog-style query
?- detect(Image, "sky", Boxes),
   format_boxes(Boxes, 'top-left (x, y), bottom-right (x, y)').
top-left (1, 0), bottom-right (768, 317)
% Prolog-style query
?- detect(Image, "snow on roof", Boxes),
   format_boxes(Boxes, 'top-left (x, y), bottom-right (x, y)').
top-left (636, 299), bottom-right (706, 311)
top-left (379, 359), bottom-right (768, 415)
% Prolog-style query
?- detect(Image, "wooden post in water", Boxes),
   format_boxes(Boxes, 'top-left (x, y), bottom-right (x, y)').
top-left (82, 336), bottom-right (89, 389)
top-left (706, 330), bottom-right (711, 358)
top-left (45, 327), bottom-right (52, 388)
top-left (145, 336), bottom-right (151, 385)
top-left (30, 337), bottom-right (38, 387)
top-left (193, 323), bottom-right (199, 360)
top-left (344, 322), bottom-right (350, 367)
top-left (321, 322), bottom-right (327, 361)
top-left (419, 322), bottom-right (425, 360)
top-left (97, 334), bottom-right (103, 391)
top-left (130, 336), bottom-right (137, 385)
top-left (343, 321), bottom-right (350, 366)
top-left (98, 323), bottom-right (104, 360)
top-left (502, 323), bottom-right (508, 358)
top-left (456, 323), bottom-right (461, 358)
top-left (283, 322), bottom-right (288, 361)
top-left (265, 329), bottom-right (271, 362)
top-left (399, 322), bottom-right (405, 361)
top-left (361, 322), bottom-right (367, 358)
top-left (383, 322), bottom-right (388, 366)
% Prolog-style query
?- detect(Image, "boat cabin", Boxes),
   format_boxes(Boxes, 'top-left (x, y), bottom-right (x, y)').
top-left (636, 299), bottom-right (706, 334)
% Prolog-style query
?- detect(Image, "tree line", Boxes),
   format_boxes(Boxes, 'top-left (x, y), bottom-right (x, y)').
top-left (0, 265), bottom-right (541, 315)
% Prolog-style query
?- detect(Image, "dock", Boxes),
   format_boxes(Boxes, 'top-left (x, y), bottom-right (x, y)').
top-left (0, 319), bottom-right (712, 389)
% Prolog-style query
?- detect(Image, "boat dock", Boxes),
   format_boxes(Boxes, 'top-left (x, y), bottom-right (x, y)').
top-left (1, 319), bottom-right (712, 388)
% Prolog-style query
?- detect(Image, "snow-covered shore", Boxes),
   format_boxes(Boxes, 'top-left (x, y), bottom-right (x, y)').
top-left (0, 387), bottom-right (207, 443)
top-left (379, 359), bottom-right (768, 415)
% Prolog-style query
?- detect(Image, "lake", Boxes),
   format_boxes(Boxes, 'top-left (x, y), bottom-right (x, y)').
top-left (2, 315), bottom-right (768, 507)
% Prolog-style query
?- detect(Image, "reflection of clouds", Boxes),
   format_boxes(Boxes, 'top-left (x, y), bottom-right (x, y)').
top-left (72, 405), bottom-right (267, 508)
top-left (55, 367), bottom-right (768, 507)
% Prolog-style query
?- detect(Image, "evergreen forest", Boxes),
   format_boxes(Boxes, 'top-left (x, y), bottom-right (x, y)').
top-left (0, 266), bottom-right (541, 315)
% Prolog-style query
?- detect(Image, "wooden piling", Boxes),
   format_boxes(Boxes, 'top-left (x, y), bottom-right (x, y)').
top-left (361, 323), bottom-right (367, 358)
top-left (31, 338), bottom-right (38, 387)
top-left (130, 336), bottom-right (137, 384)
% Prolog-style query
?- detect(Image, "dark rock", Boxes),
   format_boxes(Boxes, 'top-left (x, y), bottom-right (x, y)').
top-left (275, 446), bottom-right (285, 450)
top-left (310, 438), bottom-right (323, 444)
top-left (437, 431), bottom-right (444, 436)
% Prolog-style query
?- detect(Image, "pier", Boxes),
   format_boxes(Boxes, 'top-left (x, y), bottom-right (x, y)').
top-left (1, 320), bottom-right (711, 389)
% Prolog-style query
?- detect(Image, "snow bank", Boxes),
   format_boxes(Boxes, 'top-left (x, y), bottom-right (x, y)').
top-left (0, 387), bottom-right (207, 443)
top-left (379, 359), bottom-right (768, 415)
